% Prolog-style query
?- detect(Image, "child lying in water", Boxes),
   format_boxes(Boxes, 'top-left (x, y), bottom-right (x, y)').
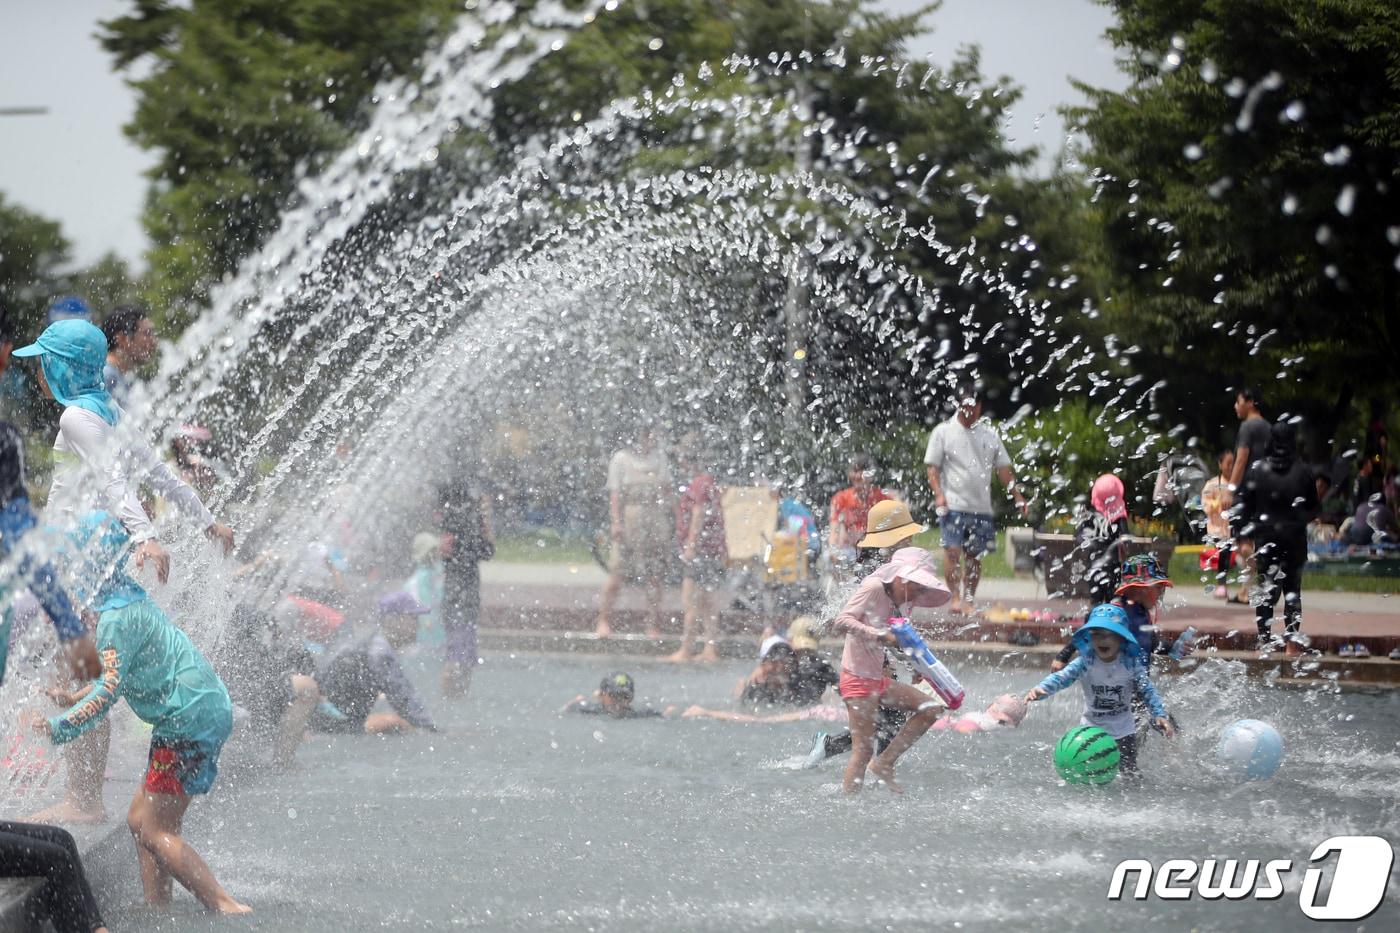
top-left (563, 672), bottom-right (676, 719)
top-left (683, 693), bottom-right (1027, 770)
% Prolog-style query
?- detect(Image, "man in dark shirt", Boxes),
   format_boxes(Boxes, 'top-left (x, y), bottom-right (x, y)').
top-left (437, 475), bottom-right (495, 698)
top-left (1238, 423), bottom-right (1319, 653)
top-left (1226, 387), bottom-right (1271, 603)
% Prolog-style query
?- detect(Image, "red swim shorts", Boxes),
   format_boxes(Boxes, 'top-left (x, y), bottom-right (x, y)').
top-left (839, 671), bottom-right (892, 699)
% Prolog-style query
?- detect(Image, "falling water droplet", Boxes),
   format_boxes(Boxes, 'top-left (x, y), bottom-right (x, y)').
top-left (1335, 184), bottom-right (1356, 217)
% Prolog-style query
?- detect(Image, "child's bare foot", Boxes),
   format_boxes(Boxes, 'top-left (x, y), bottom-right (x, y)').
top-left (696, 647), bottom-right (720, 663)
top-left (947, 600), bottom-right (965, 616)
top-left (663, 649), bottom-right (693, 662)
top-left (27, 799), bottom-right (107, 825)
top-left (214, 898), bottom-right (252, 914)
top-left (645, 626), bottom-right (663, 640)
top-left (868, 762), bottom-right (903, 794)
top-left (594, 620), bottom-right (613, 638)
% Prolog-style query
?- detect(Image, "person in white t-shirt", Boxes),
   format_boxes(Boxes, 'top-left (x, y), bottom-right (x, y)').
top-left (595, 425), bottom-right (672, 637)
top-left (923, 385), bottom-right (1026, 613)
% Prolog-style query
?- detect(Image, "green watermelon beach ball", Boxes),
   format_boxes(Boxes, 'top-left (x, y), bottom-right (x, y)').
top-left (1054, 725), bottom-right (1121, 785)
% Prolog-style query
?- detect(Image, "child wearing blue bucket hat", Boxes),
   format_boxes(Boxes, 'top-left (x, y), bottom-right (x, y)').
top-left (1024, 604), bottom-right (1175, 774)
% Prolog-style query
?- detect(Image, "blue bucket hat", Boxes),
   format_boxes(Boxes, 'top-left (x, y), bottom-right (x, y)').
top-left (13, 320), bottom-right (118, 425)
top-left (45, 295), bottom-right (93, 325)
top-left (1071, 603), bottom-right (1142, 659)
top-left (378, 590), bottom-right (430, 616)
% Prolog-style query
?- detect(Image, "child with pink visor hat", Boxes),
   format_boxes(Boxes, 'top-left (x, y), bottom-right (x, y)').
top-left (931, 693), bottom-right (1029, 734)
top-left (1083, 473), bottom-right (1131, 605)
top-left (830, 547), bottom-right (953, 793)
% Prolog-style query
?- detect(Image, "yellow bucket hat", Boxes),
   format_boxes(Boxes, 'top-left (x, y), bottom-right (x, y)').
top-left (786, 615), bottom-right (821, 652)
top-left (857, 499), bottom-right (926, 548)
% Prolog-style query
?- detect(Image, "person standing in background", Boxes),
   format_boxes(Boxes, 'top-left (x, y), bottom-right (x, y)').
top-left (1237, 422), bottom-right (1318, 655)
top-left (438, 470), bottom-right (495, 698)
top-left (595, 425), bottom-right (672, 638)
top-left (667, 434), bottom-right (727, 663)
top-left (1225, 387), bottom-right (1271, 604)
top-left (1201, 450), bottom-right (1235, 599)
top-left (924, 385), bottom-right (1027, 614)
top-left (101, 305), bottom-right (158, 407)
top-left (826, 454), bottom-right (889, 587)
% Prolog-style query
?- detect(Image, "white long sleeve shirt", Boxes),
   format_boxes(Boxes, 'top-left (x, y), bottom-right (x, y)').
top-left (48, 407), bottom-right (214, 544)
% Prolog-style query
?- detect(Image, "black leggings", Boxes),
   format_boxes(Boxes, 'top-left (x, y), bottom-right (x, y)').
top-left (1215, 541), bottom-right (1233, 586)
top-left (822, 707), bottom-right (908, 758)
top-left (1115, 735), bottom-right (1139, 775)
top-left (1254, 538), bottom-right (1305, 639)
top-left (0, 821), bottom-right (104, 933)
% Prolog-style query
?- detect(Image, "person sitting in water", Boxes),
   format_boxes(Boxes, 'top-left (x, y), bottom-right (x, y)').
top-left (786, 616), bottom-right (839, 703)
top-left (1024, 604), bottom-right (1175, 776)
top-left (215, 603), bottom-right (321, 770)
top-left (37, 511), bottom-right (248, 914)
top-left (310, 592), bottom-right (438, 735)
top-left (734, 635), bottom-right (837, 707)
top-left (563, 672), bottom-right (671, 719)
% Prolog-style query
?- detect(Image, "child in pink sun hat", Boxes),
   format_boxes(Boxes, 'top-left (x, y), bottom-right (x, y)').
top-left (830, 547), bottom-right (953, 793)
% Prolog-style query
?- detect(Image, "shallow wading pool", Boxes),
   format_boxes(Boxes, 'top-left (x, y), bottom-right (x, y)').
top-left (95, 651), bottom-right (1400, 931)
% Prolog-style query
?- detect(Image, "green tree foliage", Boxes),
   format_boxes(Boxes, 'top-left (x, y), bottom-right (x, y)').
top-left (100, 0), bottom-right (463, 323)
top-left (0, 194), bottom-right (72, 336)
top-left (485, 1), bottom-right (1047, 422)
top-left (1004, 397), bottom-right (1170, 524)
top-left (1069, 0), bottom-right (1400, 450)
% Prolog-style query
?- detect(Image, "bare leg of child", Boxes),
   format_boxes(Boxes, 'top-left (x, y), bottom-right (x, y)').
top-left (644, 578), bottom-right (664, 639)
top-left (274, 675), bottom-right (320, 770)
top-left (942, 547), bottom-right (964, 614)
top-left (594, 571), bottom-right (622, 636)
top-left (964, 554), bottom-right (983, 611)
top-left (127, 790), bottom-right (249, 913)
top-left (696, 586), bottom-right (720, 663)
top-left (135, 823), bottom-right (173, 905)
top-left (666, 578), bottom-right (699, 661)
top-left (841, 696), bottom-right (880, 793)
top-left (29, 719), bottom-right (110, 824)
top-left (363, 712), bottom-right (415, 734)
top-left (867, 683), bottom-right (944, 794)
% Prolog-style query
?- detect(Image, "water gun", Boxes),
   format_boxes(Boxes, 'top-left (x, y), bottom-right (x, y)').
top-left (889, 618), bottom-right (965, 710)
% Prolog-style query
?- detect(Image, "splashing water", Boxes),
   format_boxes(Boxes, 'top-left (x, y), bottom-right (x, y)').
top-left (3, 2), bottom-right (1395, 927)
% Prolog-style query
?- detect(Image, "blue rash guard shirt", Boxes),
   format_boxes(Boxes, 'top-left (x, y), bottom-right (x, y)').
top-left (0, 497), bottom-right (85, 685)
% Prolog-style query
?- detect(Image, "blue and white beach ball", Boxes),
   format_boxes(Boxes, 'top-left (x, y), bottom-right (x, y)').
top-left (1217, 719), bottom-right (1284, 780)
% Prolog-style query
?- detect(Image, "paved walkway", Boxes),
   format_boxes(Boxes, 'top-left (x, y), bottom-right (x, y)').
top-left (480, 560), bottom-right (1400, 654)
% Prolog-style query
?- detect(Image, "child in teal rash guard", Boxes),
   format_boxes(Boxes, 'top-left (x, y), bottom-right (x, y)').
top-left (36, 512), bottom-right (250, 915)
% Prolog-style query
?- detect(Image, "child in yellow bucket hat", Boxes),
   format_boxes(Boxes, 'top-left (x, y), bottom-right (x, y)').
top-left (857, 499), bottom-right (926, 552)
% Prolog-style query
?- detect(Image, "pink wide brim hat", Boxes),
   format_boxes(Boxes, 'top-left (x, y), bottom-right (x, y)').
top-left (1091, 473), bottom-right (1128, 522)
top-left (871, 547), bottom-right (953, 608)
